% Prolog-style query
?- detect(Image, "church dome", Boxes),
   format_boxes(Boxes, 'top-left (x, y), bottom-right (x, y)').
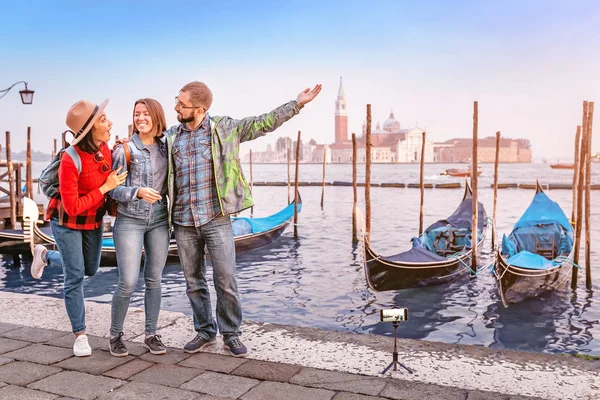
top-left (383, 110), bottom-right (400, 132)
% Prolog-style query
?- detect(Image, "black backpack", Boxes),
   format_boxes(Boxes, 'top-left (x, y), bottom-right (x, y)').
top-left (38, 145), bottom-right (81, 198)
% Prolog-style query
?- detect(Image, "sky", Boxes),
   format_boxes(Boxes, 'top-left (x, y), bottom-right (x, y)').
top-left (1, 0), bottom-right (599, 161)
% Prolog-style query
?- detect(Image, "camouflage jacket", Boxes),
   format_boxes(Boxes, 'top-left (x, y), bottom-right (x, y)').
top-left (165, 100), bottom-right (303, 219)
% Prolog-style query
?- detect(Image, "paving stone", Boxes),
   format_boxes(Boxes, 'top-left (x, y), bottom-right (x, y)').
top-left (0, 384), bottom-right (59, 399)
top-left (0, 337), bottom-right (29, 354)
top-left (289, 368), bottom-right (386, 396)
top-left (2, 326), bottom-right (65, 343)
top-left (181, 371), bottom-right (259, 398)
top-left (97, 381), bottom-right (198, 400)
top-left (54, 350), bottom-right (132, 375)
top-left (508, 396), bottom-right (547, 400)
top-left (46, 334), bottom-right (107, 350)
top-left (0, 361), bottom-right (62, 385)
top-left (44, 335), bottom-right (146, 356)
top-left (123, 341), bottom-right (149, 356)
top-left (0, 356), bottom-right (14, 366)
top-left (381, 379), bottom-right (469, 400)
top-left (130, 364), bottom-right (202, 388)
top-left (240, 381), bottom-right (335, 400)
top-left (139, 348), bottom-right (190, 365)
top-left (3, 344), bottom-right (73, 365)
top-left (232, 359), bottom-right (301, 382)
top-left (28, 371), bottom-right (124, 400)
top-left (0, 322), bottom-right (19, 335)
top-left (103, 359), bottom-right (154, 380)
top-left (468, 390), bottom-right (509, 400)
top-left (333, 393), bottom-right (384, 400)
top-left (178, 352), bottom-right (247, 373)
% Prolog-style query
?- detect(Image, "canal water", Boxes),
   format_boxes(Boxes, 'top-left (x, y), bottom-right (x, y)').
top-left (0, 162), bottom-right (598, 356)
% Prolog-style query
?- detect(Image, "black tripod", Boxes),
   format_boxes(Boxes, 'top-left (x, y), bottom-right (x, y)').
top-left (381, 321), bottom-right (414, 374)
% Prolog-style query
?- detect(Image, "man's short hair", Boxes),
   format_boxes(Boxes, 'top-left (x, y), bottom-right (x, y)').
top-left (180, 81), bottom-right (213, 111)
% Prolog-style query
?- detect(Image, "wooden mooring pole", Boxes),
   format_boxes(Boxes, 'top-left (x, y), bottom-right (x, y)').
top-left (492, 131), bottom-right (501, 249)
top-left (572, 126), bottom-right (582, 226)
top-left (352, 133), bottom-right (357, 243)
top-left (418, 131), bottom-right (426, 235)
top-left (365, 104), bottom-right (372, 236)
top-left (26, 127), bottom-right (33, 198)
top-left (249, 149), bottom-right (253, 217)
top-left (573, 101), bottom-right (589, 288)
top-left (321, 146), bottom-right (327, 209)
top-left (585, 102), bottom-right (594, 289)
top-left (293, 131), bottom-right (301, 239)
top-left (287, 147), bottom-right (291, 205)
top-left (5, 131), bottom-right (16, 229)
top-left (53, 138), bottom-right (58, 159)
top-left (471, 102), bottom-right (479, 275)
top-left (61, 130), bottom-right (67, 148)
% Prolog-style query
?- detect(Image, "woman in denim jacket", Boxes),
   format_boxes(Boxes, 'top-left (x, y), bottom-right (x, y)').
top-left (108, 98), bottom-right (170, 357)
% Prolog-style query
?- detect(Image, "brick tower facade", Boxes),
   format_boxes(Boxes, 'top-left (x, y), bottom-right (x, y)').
top-left (334, 77), bottom-right (348, 144)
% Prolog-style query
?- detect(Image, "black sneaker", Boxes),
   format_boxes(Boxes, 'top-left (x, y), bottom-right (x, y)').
top-left (109, 332), bottom-right (128, 357)
top-left (224, 337), bottom-right (248, 358)
top-left (183, 334), bottom-right (216, 354)
top-left (144, 334), bottom-right (167, 355)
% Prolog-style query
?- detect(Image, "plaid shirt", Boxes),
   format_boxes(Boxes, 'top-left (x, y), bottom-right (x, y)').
top-left (172, 115), bottom-right (221, 227)
top-left (45, 143), bottom-right (111, 230)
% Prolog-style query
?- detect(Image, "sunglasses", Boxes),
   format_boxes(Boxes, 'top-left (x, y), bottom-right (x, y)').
top-left (94, 152), bottom-right (110, 173)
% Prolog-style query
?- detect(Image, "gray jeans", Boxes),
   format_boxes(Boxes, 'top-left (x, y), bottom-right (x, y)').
top-left (174, 215), bottom-right (242, 344)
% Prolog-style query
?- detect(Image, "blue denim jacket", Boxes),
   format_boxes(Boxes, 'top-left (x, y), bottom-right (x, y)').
top-left (110, 133), bottom-right (168, 220)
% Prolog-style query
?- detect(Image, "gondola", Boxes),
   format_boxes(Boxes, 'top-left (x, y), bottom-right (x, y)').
top-left (356, 183), bottom-right (488, 291)
top-left (493, 181), bottom-right (576, 306)
top-left (22, 195), bottom-right (302, 265)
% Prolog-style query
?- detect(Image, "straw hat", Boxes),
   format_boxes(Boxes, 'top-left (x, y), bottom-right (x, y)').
top-left (65, 99), bottom-right (109, 145)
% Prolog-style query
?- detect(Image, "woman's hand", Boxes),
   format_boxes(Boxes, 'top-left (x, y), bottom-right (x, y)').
top-left (99, 166), bottom-right (128, 194)
top-left (137, 187), bottom-right (162, 204)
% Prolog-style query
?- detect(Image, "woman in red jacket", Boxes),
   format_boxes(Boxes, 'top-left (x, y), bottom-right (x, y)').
top-left (32, 99), bottom-right (127, 357)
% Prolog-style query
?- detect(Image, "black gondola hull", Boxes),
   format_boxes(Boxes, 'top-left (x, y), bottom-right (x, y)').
top-left (494, 248), bottom-right (571, 306)
top-left (364, 235), bottom-right (485, 291)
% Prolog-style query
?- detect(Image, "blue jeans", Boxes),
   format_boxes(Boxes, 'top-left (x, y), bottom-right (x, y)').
top-left (174, 215), bottom-right (242, 343)
top-left (110, 202), bottom-right (169, 337)
top-left (50, 218), bottom-right (103, 334)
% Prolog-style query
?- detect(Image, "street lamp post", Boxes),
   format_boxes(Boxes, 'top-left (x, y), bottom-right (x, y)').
top-left (0, 81), bottom-right (35, 104)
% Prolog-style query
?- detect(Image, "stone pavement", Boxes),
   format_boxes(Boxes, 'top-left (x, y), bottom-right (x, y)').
top-left (0, 292), bottom-right (597, 400)
top-left (0, 321), bottom-right (545, 400)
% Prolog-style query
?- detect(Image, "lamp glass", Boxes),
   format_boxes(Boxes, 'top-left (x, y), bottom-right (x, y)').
top-left (19, 89), bottom-right (34, 105)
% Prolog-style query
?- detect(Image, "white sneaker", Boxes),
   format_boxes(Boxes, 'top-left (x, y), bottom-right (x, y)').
top-left (31, 245), bottom-right (48, 279)
top-left (73, 335), bottom-right (92, 357)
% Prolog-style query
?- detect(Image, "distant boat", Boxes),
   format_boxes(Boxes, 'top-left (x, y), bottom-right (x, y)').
top-left (549, 163), bottom-right (574, 170)
top-left (440, 168), bottom-right (482, 177)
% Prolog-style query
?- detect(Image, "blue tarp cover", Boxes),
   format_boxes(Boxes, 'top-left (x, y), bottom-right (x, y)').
top-left (514, 192), bottom-right (572, 232)
top-left (231, 202), bottom-right (301, 235)
top-left (505, 250), bottom-right (556, 270)
top-left (426, 198), bottom-right (487, 233)
top-left (502, 190), bottom-right (573, 264)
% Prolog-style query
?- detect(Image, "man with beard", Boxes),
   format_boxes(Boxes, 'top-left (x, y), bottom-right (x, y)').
top-left (166, 81), bottom-right (321, 357)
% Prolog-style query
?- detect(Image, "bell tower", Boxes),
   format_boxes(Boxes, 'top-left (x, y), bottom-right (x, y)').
top-left (334, 77), bottom-right (348, 144)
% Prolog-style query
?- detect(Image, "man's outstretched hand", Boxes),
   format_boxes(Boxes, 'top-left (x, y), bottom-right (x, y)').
top-left (296, 84), bottom-right (322, 106)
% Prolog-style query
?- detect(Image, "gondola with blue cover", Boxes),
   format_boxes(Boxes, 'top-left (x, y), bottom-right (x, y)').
top-left (357, 183), bottom-right (488, 291)
top-left (494, 181), bottom-right (576, 306)
top-left (24, 195), bottom-right (301, 266)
